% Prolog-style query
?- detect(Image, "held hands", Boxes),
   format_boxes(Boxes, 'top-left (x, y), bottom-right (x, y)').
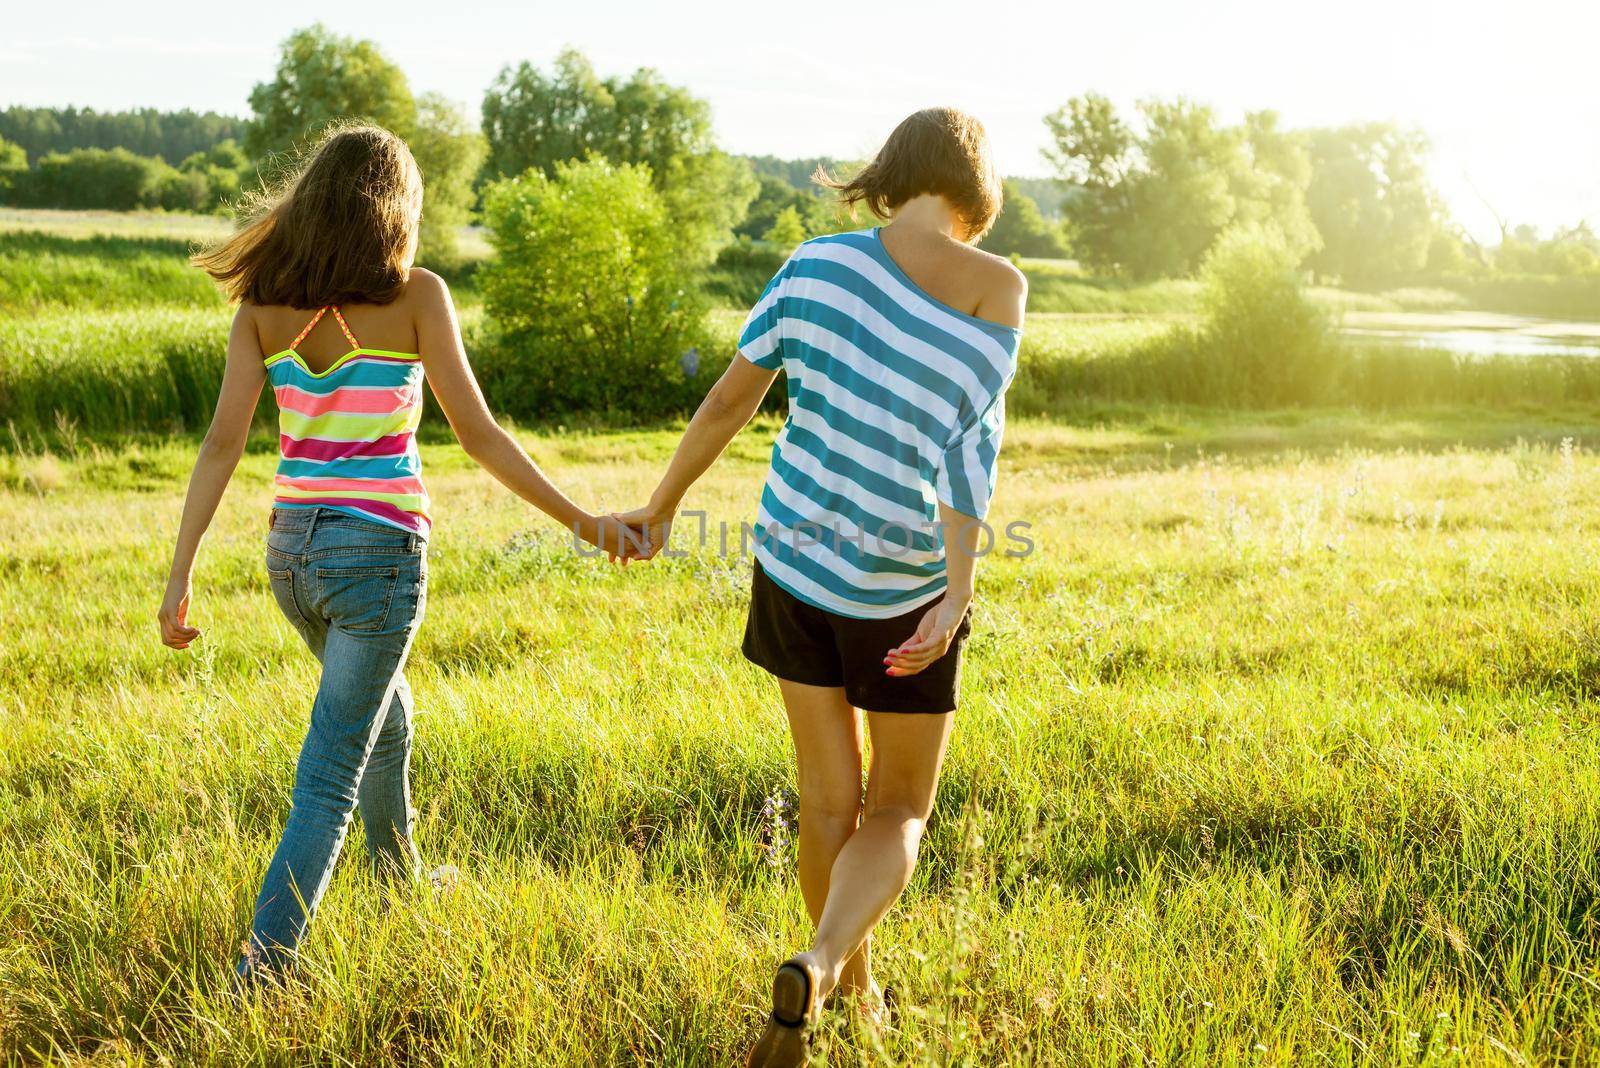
top-left (572, 509), bottom-right (671, 563)
top-left (885, 595), bottom-right (969, 677)
top-left (158, 578), bottom-right (200, 650)
top-left (606, 504), bottom-right (674, 563)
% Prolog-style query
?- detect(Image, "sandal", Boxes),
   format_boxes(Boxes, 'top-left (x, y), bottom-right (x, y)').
top-left (747, 955), bottom-right (821, 1067)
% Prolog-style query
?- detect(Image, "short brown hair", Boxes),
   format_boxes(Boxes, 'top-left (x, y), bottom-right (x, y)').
top-left (194, 125), bottom-right (422, 308)
top-left (817, 108), bottom-right (1002, 240)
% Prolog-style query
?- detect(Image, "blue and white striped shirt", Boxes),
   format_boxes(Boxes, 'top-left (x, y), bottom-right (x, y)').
top-left (739, 228), bottom-right (1020, 619)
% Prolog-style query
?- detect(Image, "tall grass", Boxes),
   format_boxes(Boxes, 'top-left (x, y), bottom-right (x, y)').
top-left (0, 308), bottom-right (234, 435)
top-left (1442, 272), bottom-right (1600, 321)
top-left (11, 305), bottom-right (1600, 440)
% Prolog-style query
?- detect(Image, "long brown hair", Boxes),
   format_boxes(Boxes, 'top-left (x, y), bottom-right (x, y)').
top-left (194, 125), bottom-right (422, 308)
top-left (816, 107), bottom-right (1003, 240)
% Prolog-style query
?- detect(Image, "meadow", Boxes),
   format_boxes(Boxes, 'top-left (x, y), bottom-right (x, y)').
top-left (7, 411), bottom-right (1600, 1064)
top-left (8, 211), bottom-right (1600, 1065)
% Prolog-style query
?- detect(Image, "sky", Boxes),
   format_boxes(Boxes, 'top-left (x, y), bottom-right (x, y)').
top-left (4, 0), bottom-right (1597, 242)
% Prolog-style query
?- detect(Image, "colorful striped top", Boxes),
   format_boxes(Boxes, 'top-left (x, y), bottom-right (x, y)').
top-left (264, 306), bottom-right (431, 535)
top-left (739, 229), bottom-right (1020, 620)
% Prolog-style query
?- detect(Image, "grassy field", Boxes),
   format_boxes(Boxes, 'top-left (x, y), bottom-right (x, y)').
top-left (6, 410), bottom-right (1600, 1064)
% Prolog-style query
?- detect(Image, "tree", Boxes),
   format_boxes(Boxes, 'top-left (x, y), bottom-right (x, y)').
top-left (1042, 93), bottom-right (1133, 272)
top-left (1230, 112), bottom-right (1320, 264)
top-left (1304, 125), bottom-right (1443, 287)
top-left (737, 171), bottom-right (852, 241)
top-left (0, 106), bottom-right (245, 164)
top-left (245, 24), bottom-right (417, 161)
top-left (980, 182), bottom-right (1069, 259)
top-left (763, 205), bottom-right (807, 250)
top-left (482, 49), bottom-right (754, 266)
top-left (178, 138), bottom-right (251, 209)
top-left (1122, 99), bottom-right (1242, 278)
top-left (1044, 95), bottom-right (1323, 279)
top-left (1494, 222), bottom-right (1600, 277)
top-left (0, 136), bottom-right (26, 203)
top-left (245, 25), bottom-right (479, 268)
top-left (478, 159), bottom-right (710, 415)
top-left (410, 94), bottom-right (487, 269)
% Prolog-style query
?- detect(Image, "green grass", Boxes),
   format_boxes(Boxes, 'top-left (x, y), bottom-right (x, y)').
top-left (1022, 261), bottom-right (1201, 316)
top-left (0, 230), bottom-right (225, 313)
top-left (0, 206), bottom-right (233, 243)
top-left (6, 412), bottom-right (1600, 1063)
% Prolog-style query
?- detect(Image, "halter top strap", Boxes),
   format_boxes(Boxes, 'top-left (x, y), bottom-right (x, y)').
top-left (288, 306), bottom-right (361, 353)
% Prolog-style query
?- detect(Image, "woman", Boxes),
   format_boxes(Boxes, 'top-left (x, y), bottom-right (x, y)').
top-left (157, 125), bottom-right (624, 985)
top-left (617, 107), bottom-right (1025, 1065)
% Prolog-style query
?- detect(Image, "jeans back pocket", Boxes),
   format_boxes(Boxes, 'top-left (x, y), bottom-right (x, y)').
top-left (314, 564), bottom-right (402, 634)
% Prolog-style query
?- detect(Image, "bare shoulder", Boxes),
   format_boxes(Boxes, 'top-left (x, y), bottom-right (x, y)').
top-left (403, 266), bottom-right (450, 304)
top-left (231, 301), bottom-right (264, 348)
top-left (962, 245), bottom-right (1027, 329)
top-left (401, 267), bottom-right (456, 325)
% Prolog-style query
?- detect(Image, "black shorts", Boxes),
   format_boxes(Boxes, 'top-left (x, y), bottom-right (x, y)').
top-left (741, 562), bottom-right (971, 714)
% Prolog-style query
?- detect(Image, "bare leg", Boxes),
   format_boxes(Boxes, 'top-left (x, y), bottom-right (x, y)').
top-left (777, 679), bottom-right (874, 998)
top-left (794, 710), bottom-right (953, 997)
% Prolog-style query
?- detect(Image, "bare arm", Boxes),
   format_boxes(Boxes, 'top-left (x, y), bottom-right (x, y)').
top-left (618, 356), bottom-right (779, 554)
top-left (158, 306), bottom-right (267, 649)
top-left (411, 270), bottom-right (620, 550)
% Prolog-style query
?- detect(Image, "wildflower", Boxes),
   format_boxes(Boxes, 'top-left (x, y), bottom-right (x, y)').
top-left (428, 864), bottom-right (461, 895)
top-left (760, 792), bottom-right (791, 869)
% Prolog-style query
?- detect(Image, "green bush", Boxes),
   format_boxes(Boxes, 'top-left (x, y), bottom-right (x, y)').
top-left (980, 182), bottom-right (1069, 259)
top-left (4, 143), bottom-right (239, 214)
top-left (13, 148), bottom-right (177, 211)
top-left (702, 237), bottom-right (788, 308)
top-left (478, 159), bottom-right (716, 417)
top-left (1186, 223), bottom-right (1336, 404)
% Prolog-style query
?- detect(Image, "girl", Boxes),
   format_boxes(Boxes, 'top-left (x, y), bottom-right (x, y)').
top-left (158, 125), bottom-right (623, 985)
top-left (616, 107), bottom-right (1026, 1065)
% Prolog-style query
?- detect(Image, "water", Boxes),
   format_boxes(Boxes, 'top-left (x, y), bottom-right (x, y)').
top-left (1342, 320), bottom-right (1600, 359)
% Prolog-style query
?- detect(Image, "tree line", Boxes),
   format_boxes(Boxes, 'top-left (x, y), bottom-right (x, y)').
top-left (0, 107), bottom-right (245, 164)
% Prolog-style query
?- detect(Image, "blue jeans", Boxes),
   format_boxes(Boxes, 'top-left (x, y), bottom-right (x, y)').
top-left (239, 507), bottom-right (428, 984)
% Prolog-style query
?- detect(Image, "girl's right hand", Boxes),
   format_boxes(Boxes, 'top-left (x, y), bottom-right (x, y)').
top-left (158, 580), bottom-right (200, 650)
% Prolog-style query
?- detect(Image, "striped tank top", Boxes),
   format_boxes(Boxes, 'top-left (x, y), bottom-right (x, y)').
top-left (738, 229), bottom-right (1019, 619)
top-left (264, 305), bottom-right (431, 535)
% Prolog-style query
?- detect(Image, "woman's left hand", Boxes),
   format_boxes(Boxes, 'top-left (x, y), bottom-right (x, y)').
top-left (158, 579), bottom-right (200, 650)
top-left (884, 596), bottom-right (969, 676)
